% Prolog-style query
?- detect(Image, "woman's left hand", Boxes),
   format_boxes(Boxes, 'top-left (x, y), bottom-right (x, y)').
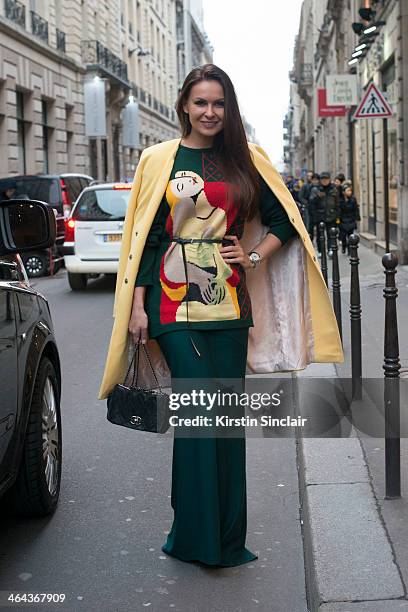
top-left (219, 235), bottom-right (253, 270)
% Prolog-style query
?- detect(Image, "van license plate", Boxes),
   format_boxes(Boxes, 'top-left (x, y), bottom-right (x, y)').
top-left (104, 234), bottom-right (122, 242)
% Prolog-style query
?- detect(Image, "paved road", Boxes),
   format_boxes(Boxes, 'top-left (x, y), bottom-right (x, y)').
top-left (0, 270), bottom-right (309, 612)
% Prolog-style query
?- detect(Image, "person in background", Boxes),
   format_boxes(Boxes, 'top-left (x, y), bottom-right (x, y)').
top-left (321, 172), bottom-right (340, 258)
top-left (285, 176), bottom-right (303, 215)
top-left (291, 178), bottom-right (302, 204)
top-left (309, 171), bottom-right (339, 257)
top-left (309, 172), bottom-right (332, 253)
top-left (299, 170), bottom-right (314, 228)
top-left (334, 173), bottom-right (346, 205)
top-left (339, 183), bottom-right (360, 254)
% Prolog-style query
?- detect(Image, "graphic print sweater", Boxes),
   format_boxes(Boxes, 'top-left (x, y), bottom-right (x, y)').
top-left (135, 143), bottom-right (297, 338)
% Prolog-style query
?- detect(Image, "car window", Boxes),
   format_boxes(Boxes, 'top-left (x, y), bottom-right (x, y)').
top-left (74, 189), bottom-right (131, 221)
top-left (79, 177), bottom-right (90, 191)
top-left (8, 178), bottom-right (61, 208)
top-left (64, 177), bottom-right (83, 202)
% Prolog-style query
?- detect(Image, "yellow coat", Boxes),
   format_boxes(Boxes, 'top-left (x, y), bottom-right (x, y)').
top-left (98, 138), bottom-right (343, 400)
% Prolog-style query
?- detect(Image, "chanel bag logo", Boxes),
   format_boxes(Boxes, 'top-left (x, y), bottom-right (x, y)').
top-left (130, 415), bottom-right (142, 425)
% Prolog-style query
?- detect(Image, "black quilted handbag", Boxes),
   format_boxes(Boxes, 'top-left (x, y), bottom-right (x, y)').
top-left (107, 342), bottom-right (170, 434)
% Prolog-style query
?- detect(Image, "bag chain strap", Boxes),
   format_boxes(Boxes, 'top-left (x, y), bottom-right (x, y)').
top-left (124, 342), bottom-right (163, 392)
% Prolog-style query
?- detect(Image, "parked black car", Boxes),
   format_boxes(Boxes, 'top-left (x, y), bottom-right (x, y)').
top-left (0, 199), bottom-right (62, 516)
top-left (0, 173), bottom-right (93, 277)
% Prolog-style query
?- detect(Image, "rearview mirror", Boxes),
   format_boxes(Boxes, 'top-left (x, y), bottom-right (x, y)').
top-left (0, 199), bottom-right (56, 254)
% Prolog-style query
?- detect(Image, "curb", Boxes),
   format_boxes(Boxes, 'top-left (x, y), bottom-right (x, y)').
top-left (294, 365), bottom-right (406, 612)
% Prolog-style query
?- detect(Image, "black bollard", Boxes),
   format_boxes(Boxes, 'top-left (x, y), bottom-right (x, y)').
top-left (330, 226), bottom-right (342, 342)
top-left (319, 221), bottom-right (328, 287)
top-left (382, 253), bottom-right (401, 499)
top-left (349, 234), bottom-right (362, 399)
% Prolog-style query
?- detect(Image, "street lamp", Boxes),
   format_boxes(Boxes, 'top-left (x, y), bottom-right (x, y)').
top-left (128, 45), bottom-right (151, 57)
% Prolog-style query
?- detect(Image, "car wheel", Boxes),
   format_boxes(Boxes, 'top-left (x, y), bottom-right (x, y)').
top-left (2, 358), bottom-right (62, 517)
top-left (68, 272), bottom-right (88, 291)
top-left (22, 252), bottom-right (48, 278)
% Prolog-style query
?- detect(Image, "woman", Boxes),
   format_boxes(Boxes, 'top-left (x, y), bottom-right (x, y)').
top-left (339, 183), bottom-right (360, 254)
top-left (99, 64), bottom-right (343, 567)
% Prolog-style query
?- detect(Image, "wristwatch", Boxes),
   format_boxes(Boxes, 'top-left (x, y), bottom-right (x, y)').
top-left (248, 251), bottom-right (262, 269)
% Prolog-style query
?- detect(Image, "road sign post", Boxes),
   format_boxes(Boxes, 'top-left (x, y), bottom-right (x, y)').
top-left (383, 117), bottom-right (390, 253)
top-left (354, 83), bottom-right (393, 253)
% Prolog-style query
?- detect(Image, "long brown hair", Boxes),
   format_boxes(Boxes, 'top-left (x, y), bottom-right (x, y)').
top-left (175, 64), bottom-right (260, 220)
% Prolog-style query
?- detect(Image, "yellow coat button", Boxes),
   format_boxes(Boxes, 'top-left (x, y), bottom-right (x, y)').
top-left (124, 278), bottom-right (128, 283)
top-left (129, 254), bottom-right (132, 259)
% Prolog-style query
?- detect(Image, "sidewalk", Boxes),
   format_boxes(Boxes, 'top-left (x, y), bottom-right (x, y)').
top-left (297, 242), bottom-right (408, 611)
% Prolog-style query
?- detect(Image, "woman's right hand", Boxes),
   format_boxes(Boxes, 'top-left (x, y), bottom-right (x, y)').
top-left (128, 304), bottom-right (149, 345)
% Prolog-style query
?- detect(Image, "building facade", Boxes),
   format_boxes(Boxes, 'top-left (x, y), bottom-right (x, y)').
top-left (286, 0), bottom-right (408, 262)
top-left (175, 0), bottom-right (213, 90)
top-left (0, 0), bottom-right (88, 177)
top-left (0, 0), bottom-right (213, 183)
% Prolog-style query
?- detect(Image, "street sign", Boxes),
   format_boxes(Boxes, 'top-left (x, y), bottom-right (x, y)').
top-left (354, 83), bottom-right (393, 119)
top-left (317, 89), bottom-right (346, 117)
top-left (326, 74), bottom-right (358, 106)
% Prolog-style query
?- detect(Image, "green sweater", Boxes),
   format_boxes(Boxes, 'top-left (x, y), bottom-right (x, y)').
top-left (135, 143), bottom-right (297, 338)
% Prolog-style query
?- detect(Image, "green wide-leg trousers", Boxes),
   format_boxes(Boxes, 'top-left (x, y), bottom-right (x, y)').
top-left (157, 328), bottom-right (258, 567)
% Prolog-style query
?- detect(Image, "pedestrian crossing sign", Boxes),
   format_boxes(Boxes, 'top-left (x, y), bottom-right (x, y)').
top-left (354, 83), bottom-right (393, 119)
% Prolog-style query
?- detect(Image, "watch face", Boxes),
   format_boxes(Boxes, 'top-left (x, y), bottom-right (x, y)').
top-left (250, 252), bottom-right (261, 263)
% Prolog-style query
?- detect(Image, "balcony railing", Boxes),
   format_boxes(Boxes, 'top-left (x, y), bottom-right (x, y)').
top-left (31, 10), bottom-right (49, 43)
top-left (81, 40), bottom-right (128, 83)
top-left (56, 28), bottom-right (66, 53)
top-left (128, 86), bottom-right (175, 122)
top-left (5, 0), bottom-right (26, 28)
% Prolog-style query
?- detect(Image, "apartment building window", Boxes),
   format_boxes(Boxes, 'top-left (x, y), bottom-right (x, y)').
top-left (150, 19), bottom-right (154, 57)
top-left (81, 1), bottom-right (88, 39)
top-left (136, 1), bottom-right (141, 42)
top-left (168, 40), bottom-right (171, 72)
top-left (66, 104), bottom-right (74, 170)
top-left (16, 91), bottom-right (27, 174)
top-left (41, 99), bottom-right (53, 173)
top-left (89, 139), bottom-right (97, 179)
